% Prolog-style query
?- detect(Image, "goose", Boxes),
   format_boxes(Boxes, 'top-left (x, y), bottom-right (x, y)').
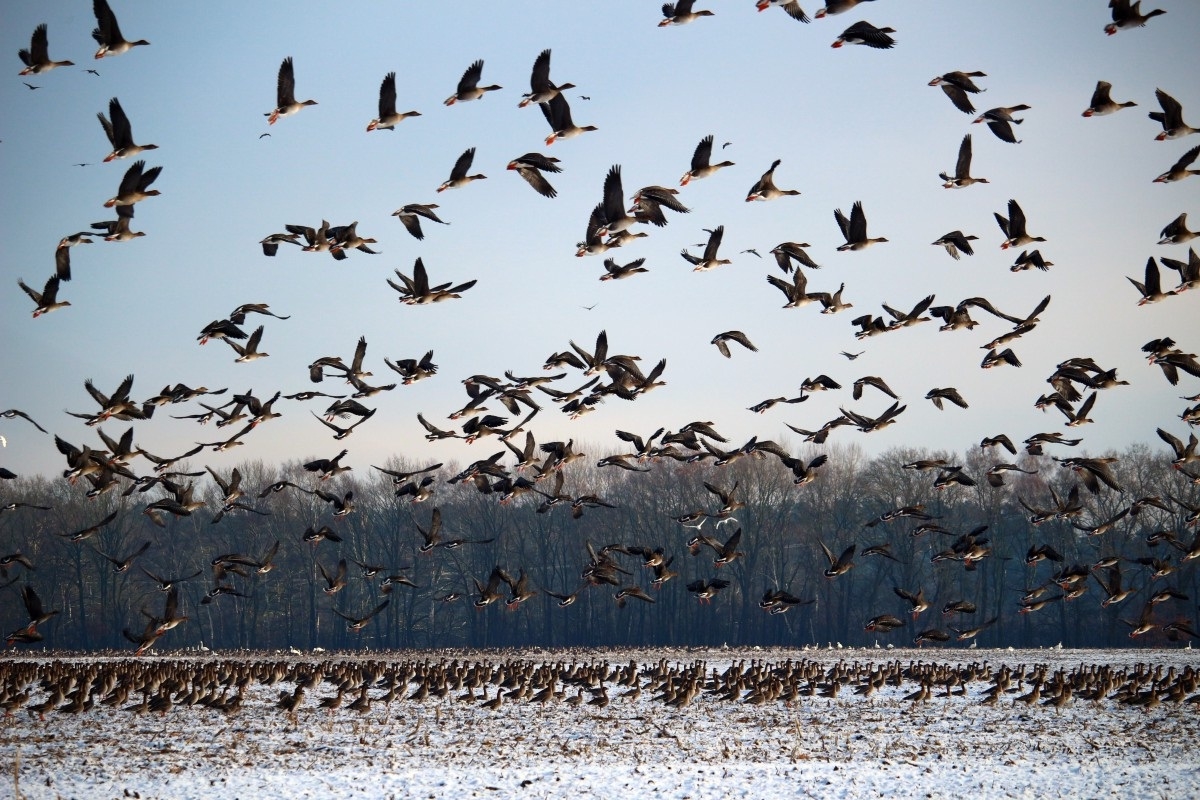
top-left (1128, 257), bottom-right (1177, 304)
top-left (600, 257), bottom-right (648, 281)
top-left (660, 1), bottom-right (715, 26)
top-left (596, 164), bottom-right (634, 237)
top-left (973, 105), bottom-right (1030, 143)
top-left (680, 135), bottom-right (734, 185)
top-left (995, 199), bottom-right (1044, 249)
top-left (542, 92), bottom-right (596, 145)
top-left (91, 0), bottom-right (149, 59)
top-left (926, 387), bottom-right (969, 410)
top-left (225, 325), bottom-right (269, 362)
top-left (392, 203), bottom-right (449, 240)
top-left (507, 153), bottom-right (561, 198)
top-left (367, 72), bottom-right (420, 131)
top-left (711, 330), bottom-right (757, 358)
top-left (831, 20), bottom-right (895, 49)
top-left (98, 97), bottom-right (158, 161)
top-left (1149, 89), bottom-right (1198, 141)
top-left (18, 24), bottom-right (74, 75)
top-left (756, 1), bottom-right (810, 22)
top-left (437, 147), bottom-right (487, 191)
top-left (103, 159), bottom-right (162, 207)
top-left (928, 71), bottom-right (987, 114)
top-left (18, 275), bottom-right (69, 317)
top-left (820, 542), bottom-right (855, 577)
top-left (1153, 144), bottom-right (1200, 183)
top-left (851, 314), bottom-right (888, 339)
top-left (1105, 0), bottom-right (1166, 35)
top-left (519, 49), bottom-right (575, 108)
top-left (1082, 81), bottom-right (1137, 117)
top-left (333, 600), bottom-right (389, 631)
top-left (940, 134), bottom-right (988, 188)
top-left (266, 57), bottom-right (317, 125)
top-left (770, 241), bottom-right (821, 273)
top-left (93, 205), bottom-right (145, 242)
top-left (444, 59), bottom-right (501, 105)
top-left (1010, 249), bottom-right (1053, 272)
top-left (745, 159), bottom-right (800, 201)
top-left (1159, 213), bottom-right (1197, 245)
top-left (1160, 248), bottom-right (1199, 292)
top-left (815, 0), bottom-right (875, 17)
top-left (835, 201), bottom-right (888, 251)
top-left (932, 230), bottom-right (978, 259)
top-left (630, 185), bottom-right (691, 226)
top-left (817, 282), bottom-right (854, 314)
top-left (681, 225), bottom-right (731, 271)
top-left (766, 268), bottom-right (821, 308)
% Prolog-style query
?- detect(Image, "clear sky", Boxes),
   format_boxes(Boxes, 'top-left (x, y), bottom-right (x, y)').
top-left (2, 1), bottom-right (1197, 480)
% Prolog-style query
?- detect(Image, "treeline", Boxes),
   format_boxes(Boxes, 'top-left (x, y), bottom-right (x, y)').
top-left (1, 440), bottom-right (1197, 652)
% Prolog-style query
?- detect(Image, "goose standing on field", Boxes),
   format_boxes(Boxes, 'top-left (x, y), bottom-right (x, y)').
top-left (660, 1), bottom-right (715, 26)
top-left (1082, 81), bottom-right (1137, 117)
top-left (929, 71), bottom-right (987, 115)
top-left (103, 160), bottom-right (162, 207)
top-left (681, 135), bottom-right (734, 186)
top-left (18, 24), bottom-right (73, 75)
top-left (831, 21), bottom-right (896, 49)
top-left (438, 147), bottom-right (487, 192)
top-left (98, 97), bottom-right (158, 161)
top-left (1149, 90), bottom-right (1198, 141)
top-left (1105, 0), bottom-right (1166, 35)
top-left (756, 2), bottom-right (810, 23)
top-left (1154, 144), bottom-right (1200, 183)
top-left (746, 160), bottom-right (801, 201)
top-left (940, 134), bottom-right (987, 188)
top-left (367, 72), bottom-right (421, 131)
top-left (92, 0), bottom-right (149, 59)
top-left (19, 276), bottom-right (70, 317)
top-left (519, 49), bottom-right (575, 108)
top-left (835, 201), bottom-right (888, 251)
top-left (444, 59), bottom-right (501, 105)
top-left (995, 199), bottom-right (1045, 250)
top-left (508, 153), bottom-right (561, 198)
top-left (681, 225), bottom-right (731, 271)
top-left (974, 105), bottom-right (1031, 144)
top-left (267, 57), bottom-right (317, 125)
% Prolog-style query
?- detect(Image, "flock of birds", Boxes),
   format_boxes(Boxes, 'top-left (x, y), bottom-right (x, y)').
top-left (4, 1), bottom-right (1200, 655)
top-left (2, 655), bottom-right (1198, 719)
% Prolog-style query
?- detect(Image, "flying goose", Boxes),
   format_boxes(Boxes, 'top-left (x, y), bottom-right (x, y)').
top-left (680, 135), bottom-right (734, 186)
top-left (835, 201), bottom-right (888, 250)
top-left (91, 0), bottom-right (150, 59)
top-left (18, 23), bottom-right (74, 75)
top-left (367, 72), bottom-right (421, 131)
top-left (1082, 81), bottom-right (1137, 117)
top-left (266, 57), bottom-right (317, 125)
top-left (940, 134), bottom-right (988, 188)
top-left (444, 59), bottom-right (501, 105)
top-left (928, 71), bottom-right (987, 114)
top-left (745, 159), bottom-right (800, 201)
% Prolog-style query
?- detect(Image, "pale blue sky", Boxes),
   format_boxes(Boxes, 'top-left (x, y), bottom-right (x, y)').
top-left (2, 1), bottom-right (1197, 479)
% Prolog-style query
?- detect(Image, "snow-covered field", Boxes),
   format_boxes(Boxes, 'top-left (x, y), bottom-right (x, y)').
top-left (3, 647), bottom-right (1198, 800)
